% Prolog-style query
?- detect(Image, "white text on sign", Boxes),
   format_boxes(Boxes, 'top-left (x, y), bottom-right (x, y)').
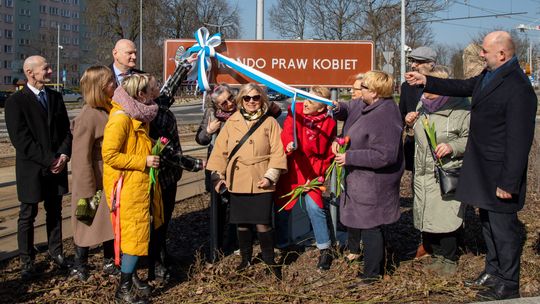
top-left (219, 57), bottom-right (359, 70)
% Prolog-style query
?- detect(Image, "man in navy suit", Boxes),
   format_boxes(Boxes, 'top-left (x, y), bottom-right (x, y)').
top-left (5, 55), bottom-right (72, 279)
top-left (405, 31), bottom-right (537, 300)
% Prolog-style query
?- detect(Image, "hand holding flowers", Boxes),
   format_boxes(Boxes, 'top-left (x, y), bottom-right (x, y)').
top-left (149, 137), bottom-right (169, 192)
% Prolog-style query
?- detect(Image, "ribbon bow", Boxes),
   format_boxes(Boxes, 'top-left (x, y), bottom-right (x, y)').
top-left (187, 27), bottom-right (222, 92)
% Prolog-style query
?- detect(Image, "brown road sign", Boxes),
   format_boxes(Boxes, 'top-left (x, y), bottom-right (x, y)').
top-left (164, 39), bottom-right (374, 88)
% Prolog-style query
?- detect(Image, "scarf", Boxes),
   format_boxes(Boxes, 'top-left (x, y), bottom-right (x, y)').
top-left (420, 94), bottom-right (449, 114)
top-left (214, 104), bottom-right (237, 122)
top-left (240, 107), bottom-right (265, 121)
top-left (112, 86), bottom-right (158, 123)
top-left (303, 111), bottom-right (328, 141)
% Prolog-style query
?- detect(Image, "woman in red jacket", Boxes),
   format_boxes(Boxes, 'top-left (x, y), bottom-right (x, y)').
top-left (275, 86), bottom-right (336, 270)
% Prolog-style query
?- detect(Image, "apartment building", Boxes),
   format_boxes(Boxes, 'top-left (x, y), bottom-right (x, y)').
top-left (0, 0), bottom-right (87, 91)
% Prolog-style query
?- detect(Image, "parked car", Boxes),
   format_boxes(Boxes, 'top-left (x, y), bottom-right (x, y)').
top-left (267, 88), bottom-right (287, 101)
top-left (62, 89), bottom-right (83, 103)
top-left (0, 91), bottom-right (12, 108)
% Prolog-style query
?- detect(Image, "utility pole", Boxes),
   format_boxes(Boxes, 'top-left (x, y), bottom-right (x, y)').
top-left (139, 0), bottom-right (143, 70)
top-left (256, 0), bottom-right (264, 40)
top-left (400, 0), bottom-right (406, 84)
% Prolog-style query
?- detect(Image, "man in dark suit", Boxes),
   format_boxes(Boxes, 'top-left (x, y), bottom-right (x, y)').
top-left (109, 39), bottom-right (142, 85)
top-left (405, 31), bottom-right (537, 300)
top-left (5, 55), bottom-right (72, 279)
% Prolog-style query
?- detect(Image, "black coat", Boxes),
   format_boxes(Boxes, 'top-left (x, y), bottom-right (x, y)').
top-left (5, 86), bottom-right (72, 203)
top-left (400, 82), bottom-right (424, 171)
top-left (424, 59), bottom-right (537, 213)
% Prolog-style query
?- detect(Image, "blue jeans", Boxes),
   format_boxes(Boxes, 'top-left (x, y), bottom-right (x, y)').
top-left (275, 193), bottom-right (331, 250)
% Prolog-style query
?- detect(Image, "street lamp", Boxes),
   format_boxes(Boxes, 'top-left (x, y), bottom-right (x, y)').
top-left (516, 24), bottom-right (537, 81)
top-left (139, 0), bottom-right (143, 70)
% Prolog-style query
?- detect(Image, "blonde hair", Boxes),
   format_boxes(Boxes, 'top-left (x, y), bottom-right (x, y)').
top-left (121, 73), bottom-right (154, 99)
top-left (80, 65), bottom-right (114, 111)
top-left (236, 83), bottom-right (269, 112)
top-left (463, 43), bottom-right (485, 78)
top-left (425, 65), bottom-right (450, 79)
top-left (310, 85), bottom-right (330, 99)
top-left (362, 70), bottom-right (394, 98)
top-left (354, 73), bottom-right (364, 81)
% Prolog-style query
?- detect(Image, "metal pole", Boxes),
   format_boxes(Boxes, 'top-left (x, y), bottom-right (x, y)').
top-left (400, 0), bottom-right (406, 84)
top-left (256, 0), bottom-right (264, 40)
top-left (329, 88), bottom-right (338, 242)
top-left (57, 24), bottom-right (60, 91)
top-left (139, 0), bottom-right (143, 70)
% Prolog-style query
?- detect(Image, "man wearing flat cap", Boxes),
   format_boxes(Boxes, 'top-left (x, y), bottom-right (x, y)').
top-left (399, 46), bottom-right (437, 259)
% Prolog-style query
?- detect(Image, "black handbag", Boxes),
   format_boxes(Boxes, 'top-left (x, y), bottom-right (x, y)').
top-left (423, 127), bottom-right (461, 198)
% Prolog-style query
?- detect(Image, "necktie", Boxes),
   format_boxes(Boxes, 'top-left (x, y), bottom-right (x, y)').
top-left (38, 91), bottom-right (48, 111)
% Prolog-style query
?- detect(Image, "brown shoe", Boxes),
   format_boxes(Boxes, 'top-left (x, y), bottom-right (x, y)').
top-left (414, 244), bottom-right (431, 260)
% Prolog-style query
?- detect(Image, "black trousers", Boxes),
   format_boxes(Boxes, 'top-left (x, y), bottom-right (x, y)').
top-left (18, 195), bottom-right (63, 262)
top-left (479, 209), bottom-right (522, 287)
top-left (348, 226), bottom-right (385, 279)
top-left (149, 184), bottom-right (177, 265)
top-left (422, 230), bottom-right (459, 261)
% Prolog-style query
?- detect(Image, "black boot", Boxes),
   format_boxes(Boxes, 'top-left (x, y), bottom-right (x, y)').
top-left (317, 249), bottom-right (333, 271)
top-left (258, 230), bottom-right (282, 280)
top-left (70, 246), bottom-right (89, 281)
top-left (115, 272), bottom-right (148, 304)
top-left (132, 272), bottom-right (151, 297)
top-left (236, 229), bottom-right (253, 271)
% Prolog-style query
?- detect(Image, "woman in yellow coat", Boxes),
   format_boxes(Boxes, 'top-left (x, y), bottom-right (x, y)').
top-left (102, 73), bottom-right (162, 304)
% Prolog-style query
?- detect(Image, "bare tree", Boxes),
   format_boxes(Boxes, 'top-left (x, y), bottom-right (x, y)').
top-left (308, 0), bottom-right (361, 40)
top-left (269, 0), bottom-right (310, 39)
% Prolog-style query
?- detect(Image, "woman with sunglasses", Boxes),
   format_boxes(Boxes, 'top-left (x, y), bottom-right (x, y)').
top-left (206, 83), bottom-right (287, 279)
top-left (332, 70), bottom-right (404, 286)
top-left (196, 84), bottom-right (282, 257)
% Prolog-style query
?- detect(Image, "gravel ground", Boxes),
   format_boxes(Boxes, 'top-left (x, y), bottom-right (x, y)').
top-left (0, 146), bottom-right (539, 303)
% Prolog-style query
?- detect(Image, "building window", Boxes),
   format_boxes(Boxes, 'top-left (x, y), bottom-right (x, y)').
top-left (40, 19), bottom-right (47, 28)
top-left (62, 23), bottom-right (69, 30)
top-left (4, 14), bottom-right (13, 23)
top-left (71, 11), bottom-right (79, 19)
top-left (4, 76), bottom-right (12, 84)
top-left (5, 0), bottom-right (13, 8)
top-left (71, 24), bottom-right (79, 32)
top-left (40, 5), bottom-right (47, 14)
top-left (3, 61), bottom-right (11, 69)
top-left (4, 45), bottom-right (12, 53)
top-left (18, 24), bottom-right (31, 31)
top-left (62, 36), bottom-right (70, 45)
top-left (73, 37), bottom-right (79, 45)
top-left (4, 29), bottom-right (12, 38)
top-left (50, 21), bottom-right (57, 28)
top-left (49, 7), bottom-right (59, 15)
top-left (19, 9), bottom-right (31, 16)
top-left (73, 0), bottom-right (79, 4)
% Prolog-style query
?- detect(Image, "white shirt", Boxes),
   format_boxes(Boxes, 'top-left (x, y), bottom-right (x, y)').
top-left (26, 83), bottom-right (46, 101)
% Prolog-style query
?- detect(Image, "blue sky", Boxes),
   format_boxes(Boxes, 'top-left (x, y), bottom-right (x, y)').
top-left (233, 0), bottom-right (540, 46)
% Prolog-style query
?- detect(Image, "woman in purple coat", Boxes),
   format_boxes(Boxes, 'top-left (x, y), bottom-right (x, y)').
top-left (332, 70), bottom-right (404, 284)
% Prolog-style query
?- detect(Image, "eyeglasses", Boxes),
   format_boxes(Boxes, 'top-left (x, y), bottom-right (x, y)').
top-left (360, 84), bottom-right (370, 90)
top-left (218, 95), bottom-right (234, 107)
top-left (408, 59), bottom-right (431, 65)
top-left (242, 95), bottom-right (261, 102)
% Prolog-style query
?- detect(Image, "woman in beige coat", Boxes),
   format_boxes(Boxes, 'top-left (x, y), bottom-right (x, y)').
top-left (405, 67), bottom-right (470, 275)
top-left (206, 83), bottom-right (287, 278)
top-left (70, 66), bottom-right (117, 281)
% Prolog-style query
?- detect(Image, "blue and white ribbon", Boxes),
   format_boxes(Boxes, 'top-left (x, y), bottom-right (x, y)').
top-left (187, 27), bottom-right (336, 148)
